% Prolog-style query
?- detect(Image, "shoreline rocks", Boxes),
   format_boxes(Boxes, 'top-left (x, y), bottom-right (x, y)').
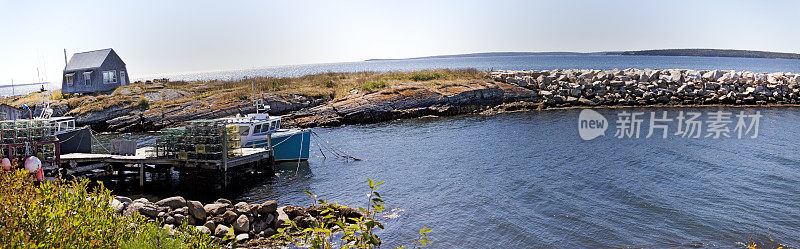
top-left (114, 195), bottom-right (365, 244)
top-left (116, 196), bottom-right (282, 242)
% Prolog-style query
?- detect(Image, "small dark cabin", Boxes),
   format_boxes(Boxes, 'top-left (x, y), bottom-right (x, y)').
top-left (62, 48), bottom-right (130, 94)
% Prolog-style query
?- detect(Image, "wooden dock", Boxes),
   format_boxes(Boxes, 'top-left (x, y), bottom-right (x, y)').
top-left (59, 146), bottom-right (274, 187)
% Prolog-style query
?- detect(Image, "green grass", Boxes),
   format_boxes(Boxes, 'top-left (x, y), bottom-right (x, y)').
top-left (362, 80), bottom-right (388, 92)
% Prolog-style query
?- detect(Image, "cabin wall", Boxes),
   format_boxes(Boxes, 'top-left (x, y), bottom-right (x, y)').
top-left (61, 51), bottom-right (129, 94)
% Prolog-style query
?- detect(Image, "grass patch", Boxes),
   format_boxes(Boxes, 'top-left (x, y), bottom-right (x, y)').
top-left (362, 80), bottom-right (388, 92)
top-left (407, 72), bottom-right (443, 81)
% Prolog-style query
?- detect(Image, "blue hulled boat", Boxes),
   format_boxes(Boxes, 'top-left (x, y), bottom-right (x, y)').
top-left (219, 100), bottom-right (310, 162)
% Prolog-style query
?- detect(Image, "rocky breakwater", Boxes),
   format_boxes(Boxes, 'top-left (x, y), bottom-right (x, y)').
top-left (111, 195), bottom-right (364, 244)
top-left (492, 68), bottom-right (800, 107)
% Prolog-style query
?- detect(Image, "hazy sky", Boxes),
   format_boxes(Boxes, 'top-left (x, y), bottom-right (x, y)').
top-left (1, 0), bottom-right (799, 84)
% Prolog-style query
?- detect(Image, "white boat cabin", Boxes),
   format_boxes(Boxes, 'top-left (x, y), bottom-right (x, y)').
top-left (222, 113), bottom-right (282, 137)
top-left (48, 117), bottom-right (77, 135)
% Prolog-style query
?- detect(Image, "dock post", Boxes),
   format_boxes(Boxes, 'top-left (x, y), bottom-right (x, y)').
top-left (139, 163), bottom-right (144, 187)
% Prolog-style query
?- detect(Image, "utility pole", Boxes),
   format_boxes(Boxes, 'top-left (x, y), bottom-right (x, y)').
top-left (63, 49), bottom-right (68, 67)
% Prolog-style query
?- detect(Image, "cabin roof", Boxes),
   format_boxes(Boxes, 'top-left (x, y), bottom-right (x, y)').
top-left (65, 48), bottom-right (113, 71)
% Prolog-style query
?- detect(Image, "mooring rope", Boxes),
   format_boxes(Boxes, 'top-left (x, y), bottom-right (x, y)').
top-left (310, 130), bottom-right (361, 161)
top-left (294, 129), bottom-right (304, 177)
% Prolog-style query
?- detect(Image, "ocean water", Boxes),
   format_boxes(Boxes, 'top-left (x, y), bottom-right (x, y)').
top-left (242, 107), bottom-right (800, 248)
top-left (0, 83), bottom-right (56, 97)
top-left (105, 107), bottom-right (800, 248)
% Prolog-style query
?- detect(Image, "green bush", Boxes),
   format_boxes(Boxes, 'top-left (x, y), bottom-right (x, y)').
top-left (138, 97), bottom-right (150, 109)
top-left (0, 170), bottom-right (215, 248)
top-left (407, 72), bottom-right (443, 81)
top-left (362, 80), bottom-right (388, 92)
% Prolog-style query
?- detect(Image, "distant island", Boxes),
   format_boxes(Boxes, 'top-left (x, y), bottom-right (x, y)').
top-left (368, 49), bottom-right (800, 61)
top-left (608, 49), bottom-right (800, 60)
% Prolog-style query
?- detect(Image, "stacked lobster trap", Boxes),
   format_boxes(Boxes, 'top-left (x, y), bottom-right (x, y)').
top-left (0, 120), bottom-right (60, 169)
top-left (156, 120), bottom-right (241, 160)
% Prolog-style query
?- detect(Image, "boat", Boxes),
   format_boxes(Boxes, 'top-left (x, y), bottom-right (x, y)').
top-left (35, 99), bottom-right (92, 154)
top-left (50, 117), bottom-right (92, 154)
top-left (219, 100), bottom-right (310, 162)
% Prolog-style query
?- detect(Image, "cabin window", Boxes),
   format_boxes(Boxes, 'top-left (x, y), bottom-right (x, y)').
top-left (260, 123), bottom-right (269, 133)
top-left (103, 70), bottom-right (117, 84)
top-left (275, 120), bottom-right (280, 130)
top-left (83, 72), bottom-right (92, 85)
top-left (240, 126), bottom-right (249, 136)
top-left (65, 74), bottom-right (74, 86)
top-left (254, 124), bottom-right (262, 134)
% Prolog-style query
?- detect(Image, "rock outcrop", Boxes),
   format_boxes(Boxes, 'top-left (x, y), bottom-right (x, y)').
top-left (287, 69), bottom-right (800, 127)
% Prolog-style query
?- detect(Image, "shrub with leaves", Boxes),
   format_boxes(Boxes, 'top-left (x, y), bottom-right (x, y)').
top-left (0, 170), bottom-right (215, 248)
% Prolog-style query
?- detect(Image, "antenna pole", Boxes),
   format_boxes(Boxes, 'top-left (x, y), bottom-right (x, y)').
top-left (63, 49), bottom-right (68, 68)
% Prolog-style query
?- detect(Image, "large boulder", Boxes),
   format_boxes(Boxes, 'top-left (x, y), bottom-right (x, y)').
top-left (234, 202), bottom-right (251, 215)
top-left (236, 233), bottom-right (250, 242)
top-left (155, 196), bottom-right (187, 209)
top-left (222, 210), bottom-right (238, 224)
top-left (173, 213), bottom-right (187, 225)
top-left (114, 196), bottom-right (133, 204)
top-left (233, 215), bottom-right (250, 234)
top-left (258, 200), bottom-right (278, 214)
top-left (204, 220), bottom-right (216, 233)
top-left (204, 203), bottom-right (229, 216)
top-left (110, 199), bottom-right (126, 214)
top-left (195, 226), bottom-right (211, 235)
top-left (126, 202), bottom-right (158, 217)
top-left (251, 218), bottom-right (270, 234)
top-left (214, 224), bottom-right (231, 238)
top-left (276, 206), bottom-right (290, 224)
top-left (187, 201), bottom-right (207, 221)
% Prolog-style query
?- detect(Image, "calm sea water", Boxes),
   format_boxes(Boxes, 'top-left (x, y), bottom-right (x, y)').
top-left (95, 55), bottom-right (800, 248)
top-left (230, 108), bottom-right (800, 248)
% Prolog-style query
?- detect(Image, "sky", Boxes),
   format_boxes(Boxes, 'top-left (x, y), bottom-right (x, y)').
top-left (1, 0), bottom-right (799, 84)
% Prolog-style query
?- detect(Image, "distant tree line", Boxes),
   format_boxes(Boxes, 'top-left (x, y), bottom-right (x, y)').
top-left (607, 49), bottom-right (800, 59)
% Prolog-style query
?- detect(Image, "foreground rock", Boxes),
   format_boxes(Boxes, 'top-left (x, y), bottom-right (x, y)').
top-left (120, 196), bottom-right (282, 242)
top-left (117, 195), bottom-right (365, 245)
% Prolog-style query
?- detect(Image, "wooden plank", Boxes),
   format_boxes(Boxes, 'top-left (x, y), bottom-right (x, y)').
top-left (66, 162), bottom-right (110, 175)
